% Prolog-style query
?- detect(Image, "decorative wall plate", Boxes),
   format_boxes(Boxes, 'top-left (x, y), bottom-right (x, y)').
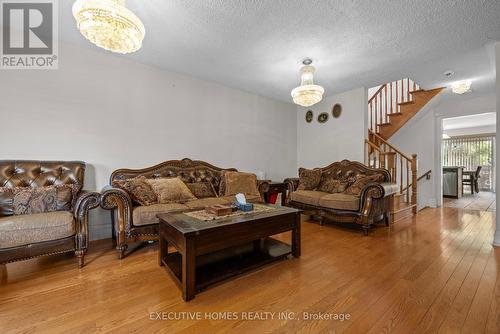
top-left (305, 110), bottom-right (313, 123)
top-left (332, 103), bottom-right (342, 118)
top-left (318, 112), bottom-right (329, 123)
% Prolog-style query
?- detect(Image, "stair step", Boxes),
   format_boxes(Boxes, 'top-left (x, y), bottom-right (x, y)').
top-left (387, 112), bottom-right (403, 117)
top-left (378, 87), bottom-right (445, 140)
top-left (392, 202), bottom-right (416, 213)
top-left (378, 122), bottom-right (391, 127)
top-left (409, 89), bottom-right (425, 94)
top-left (392, 204), bottom-right (416, 222)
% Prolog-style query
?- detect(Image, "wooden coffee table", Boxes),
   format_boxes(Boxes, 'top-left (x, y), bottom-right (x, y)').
top-left (157, 205), bottom-right (301, 301)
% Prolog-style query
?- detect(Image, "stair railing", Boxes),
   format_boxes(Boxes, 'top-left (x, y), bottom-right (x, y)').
top-left (368, 78), bottom-right (420, 134)
top-left (365, 129), bottom-right (417, 214)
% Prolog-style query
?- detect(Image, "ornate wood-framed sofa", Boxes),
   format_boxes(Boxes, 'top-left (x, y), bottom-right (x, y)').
top-left (100, 158), bottom-right (270, 259)
top-left (284, 160), bottom-right (398, 235)
top-left (0, 160), bottom-right (100, 267)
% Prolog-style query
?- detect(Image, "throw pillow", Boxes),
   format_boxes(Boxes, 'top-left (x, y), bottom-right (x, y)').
top-left (146, 177), bottom-right (197, 204)
top-left (186, 182), bottom-right (217, 199)
top-left (222, 171), bottom-right (260, 197)
top-left (0, 187), bottom-right (14, 217)
top-left (13, 187), bottom-right (58, 215)
top-left (113, 176), bottom-right (158, 206)
top-left (317, 178), bottom-right (349, 194)
top-left (345, 174), bottom-right (384, 196)
top-left (218, 172), bottom-right (227, 197)
top-left (55, 184), bottom-right (80, 211)
top-left (297, 168), bottom-right (322, 190)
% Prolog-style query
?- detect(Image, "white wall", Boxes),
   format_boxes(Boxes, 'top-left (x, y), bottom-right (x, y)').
top-left (297, 87), bottom-right (367, 168)
top-left (0, 42), bottom-right (297, 240)
top-left (390, 109), bottom-right (438, 210)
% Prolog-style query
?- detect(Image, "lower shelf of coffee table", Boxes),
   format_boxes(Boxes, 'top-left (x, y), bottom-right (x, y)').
top-left (161, 237), bottom-right (291, 291)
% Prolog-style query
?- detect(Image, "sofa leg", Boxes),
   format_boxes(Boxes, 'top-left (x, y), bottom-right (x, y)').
top-left (318, 216), bottom-right (324, 226)
top-left (75, 249), bottom-right (86, 268)
top-left (384, 213), bottom-right (391, 226)
top-left (117, 244), bottom-right (128, 259)
top-left (363, 225), bottom-right (370, 236)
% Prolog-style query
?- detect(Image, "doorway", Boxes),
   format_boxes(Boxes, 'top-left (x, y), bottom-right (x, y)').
top-left (441, 113), bottom-right (496, 210)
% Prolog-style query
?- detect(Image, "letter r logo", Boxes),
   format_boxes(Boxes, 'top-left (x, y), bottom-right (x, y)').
top-left (2, 2), bottom-right (53, 54)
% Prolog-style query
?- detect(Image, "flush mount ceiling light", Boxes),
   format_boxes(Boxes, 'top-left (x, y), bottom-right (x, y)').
top-left (72, 0), bottom-right (145, 54)
top-left (291, 59), bottom-right (325, 107)
top-left (451, 80), bottom-right (472, 95)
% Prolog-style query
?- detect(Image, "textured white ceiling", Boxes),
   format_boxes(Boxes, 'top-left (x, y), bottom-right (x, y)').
top-left (60, 0), bottom-right (500, 103)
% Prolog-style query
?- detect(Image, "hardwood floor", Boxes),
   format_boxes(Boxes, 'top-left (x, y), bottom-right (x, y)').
top-left (1, 208), bottom-right (499, 333)
top-left (443, 191), bottom-right (496, 212)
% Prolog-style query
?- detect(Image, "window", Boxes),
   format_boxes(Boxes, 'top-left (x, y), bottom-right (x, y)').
top-left (442, 135), bottom-right (496, 191)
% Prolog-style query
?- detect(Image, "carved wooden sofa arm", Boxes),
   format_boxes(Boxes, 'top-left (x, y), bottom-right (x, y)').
top-left (283, 178), bottom-right (299, 204)
top-left (359, 182), bottom-right (399, 233)
top-left (256, 180), bottom-right (271, 201)
top-left (100, 185), bottom-right (133, 259)
top-left (73, 190), bottom-right (101, 267)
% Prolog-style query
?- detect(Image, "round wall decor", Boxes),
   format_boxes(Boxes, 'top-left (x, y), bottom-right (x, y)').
top-left (305, 110), bottom-right (313, 123)
top-left (332, 103), bottom-right (342, 118)
top-left (318, 112), bottom-right (329, 123)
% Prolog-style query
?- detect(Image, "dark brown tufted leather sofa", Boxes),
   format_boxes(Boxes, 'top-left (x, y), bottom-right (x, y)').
top-left (0, 160), bottom-right (100, 267)
top-left (284, 160), bottom-right (398, 235)
top-left (101, 158), bottom-right (270, 259)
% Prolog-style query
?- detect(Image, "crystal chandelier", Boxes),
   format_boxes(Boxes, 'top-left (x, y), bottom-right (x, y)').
top-left (72, 0), bottom-right (145, 54)
top-left (291, 59), bottom-right (325, 107)
top-left (451, 80), bottom-right (472, 94)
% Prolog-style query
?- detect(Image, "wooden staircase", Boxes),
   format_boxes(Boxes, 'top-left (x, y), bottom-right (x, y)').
top-left (366, 130), bottom-right (417, 222)
top-left (368, 78), bottom-right (444, 140)
top-left (366, 78), bottom-right (443, 222)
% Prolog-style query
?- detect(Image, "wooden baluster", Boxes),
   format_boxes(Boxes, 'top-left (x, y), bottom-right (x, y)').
top-left (411, 154), bottom-right (417, 214)
top-left (369, 102), bottom-right (372, 132)
top-left (407, 78), bottom-right (410, 101)
top-left (406, 160), bottom-right (410, 203)
top-left (400, 156), bottom-right (403, 195)
top-left (383, 86), bottom-right (387, 124)
top-left (390, 81), bottom-right (393, 114)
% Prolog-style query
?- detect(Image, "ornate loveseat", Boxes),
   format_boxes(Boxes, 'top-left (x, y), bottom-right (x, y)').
top-left (0, 160), bottom-right (100, 267)
top-left (100, 158), bottom-right (270, 259)
top-left (285, 160), bottom-right (398, 235)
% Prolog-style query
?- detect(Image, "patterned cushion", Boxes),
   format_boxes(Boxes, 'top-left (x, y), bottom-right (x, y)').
top-left (146, 177), bottom-right (197, 204)
top-left (297, 168), bottom-right (322, 190)
top-left (13, 187), bottom-right (58, 215)
top-left (317, 177), bottom-right (350, 194)
top-left (0, 211), bottom-right (75, 248)
top-left (55, 184), bottom-right (80, 211)
top-left (345, 174), bottom-right (384, 196)
top-left (186, 182), bottom-right (217, 199)
top-left (0, 187), bottom-right (14, 217)
top-left (218, 172), bottom-right (227, 196)
top-left (222, 171), bottom-right (260, 197)
top-left (1, 185), bottom-right (79, 217)
top-left (132, 203), bottom-right (189, 226)
top-left (113, 176), bottom-right (158, 206)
